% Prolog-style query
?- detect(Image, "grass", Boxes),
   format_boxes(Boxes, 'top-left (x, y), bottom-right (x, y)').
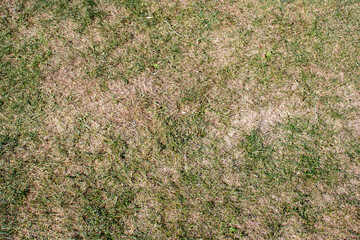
top-left (0, 0), bottom-right (359, 238)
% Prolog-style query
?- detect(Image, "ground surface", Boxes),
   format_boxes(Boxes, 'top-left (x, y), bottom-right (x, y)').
top-left (0, 0), bottom-right (359, 239)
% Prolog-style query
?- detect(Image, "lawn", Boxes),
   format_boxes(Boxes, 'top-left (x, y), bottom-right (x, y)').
top-left (0, 0), bottom-right (359, 239)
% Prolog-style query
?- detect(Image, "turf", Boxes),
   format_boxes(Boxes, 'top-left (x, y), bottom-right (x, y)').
top-left (0, 0), bottom-right (359, 239)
